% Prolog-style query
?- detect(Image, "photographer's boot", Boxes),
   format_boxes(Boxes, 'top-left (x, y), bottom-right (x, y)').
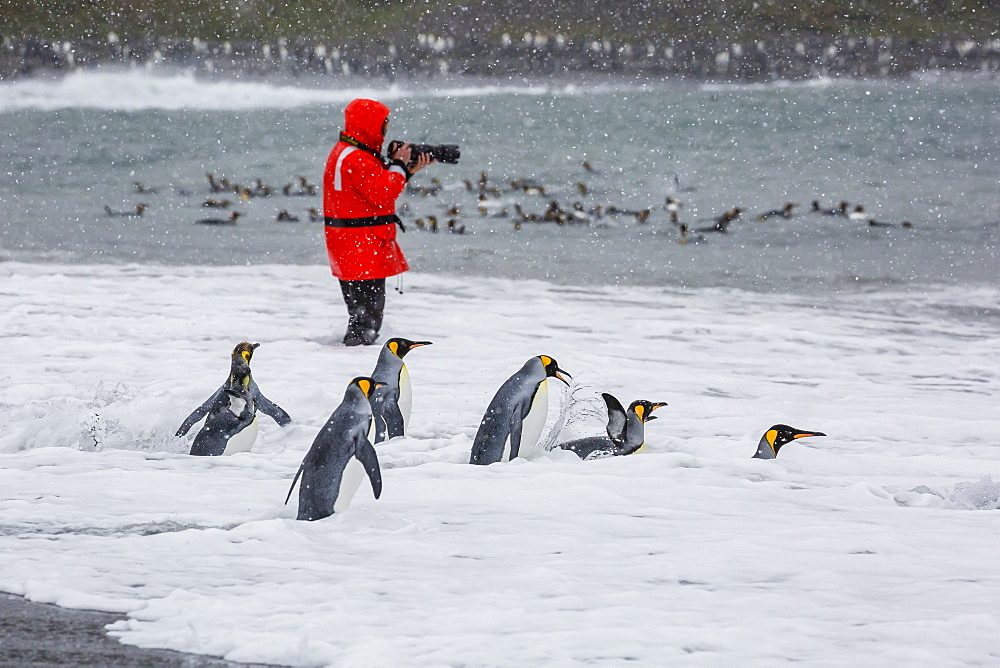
top-left (340, 278), bottom-right (385, 346)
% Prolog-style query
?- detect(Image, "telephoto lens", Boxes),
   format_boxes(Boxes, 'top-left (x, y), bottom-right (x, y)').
top-left (415, 144), bottom-right (460, 164)
top-left (390, 140), bottom-right (461, 165)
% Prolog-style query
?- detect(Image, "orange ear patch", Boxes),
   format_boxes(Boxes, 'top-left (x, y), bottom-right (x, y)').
top-left (765, 429), bottom-right (778, 454)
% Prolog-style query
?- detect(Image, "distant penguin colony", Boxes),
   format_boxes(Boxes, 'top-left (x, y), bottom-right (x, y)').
top-left (102, 172), bottom-right (326, 227)
top-left (106, 156), bottom-right (918, 237)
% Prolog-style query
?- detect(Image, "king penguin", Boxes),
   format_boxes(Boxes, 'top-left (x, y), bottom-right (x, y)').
top-left (369, 338), bottom-right (432, 443)
top-left (188, 369), bottom-right (257, 457)
top-left (470, 355), bottom-right (571, 465)
top-left (558, 393), bottom-right (667, 460)
top-left (752, 424), bottom-right (826, 459)
top-left (176, 342), bottom-right (292, 456)
top-left (285, 377), bottom-right (384, 521)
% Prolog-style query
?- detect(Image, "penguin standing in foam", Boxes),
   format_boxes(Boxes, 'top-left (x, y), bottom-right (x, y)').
top-left (470, 355), bottom-right (571, 465)
top-left (369, 338), bottom-right (432, 443)
top-left (752, 424), bottom-right (826, 459)
top-left (285, 377), bottom-right (384, 521)
top-left (558, 393), bottom-right (667, 460)
top-left (176, 342), bottom-right (292, 456)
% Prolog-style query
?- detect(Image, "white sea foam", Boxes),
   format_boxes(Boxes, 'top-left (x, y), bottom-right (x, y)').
top-left (952, 475), bottom-right (1000, 510)
top-left (3, 66), bottom-right (994, 113)
top-left (700, 76), bottom-right (840, 92)
top-left (0, 69), bottom-right (605, 112)
top-left (1, 262), bottom-right (999, 664)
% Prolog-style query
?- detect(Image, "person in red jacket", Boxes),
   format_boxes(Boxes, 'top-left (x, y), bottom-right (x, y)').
top-left (323, 98), bottom-right (433, 346)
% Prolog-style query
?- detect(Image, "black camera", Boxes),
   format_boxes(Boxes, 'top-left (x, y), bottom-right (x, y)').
top-left (388, 140), bottom-right (461, 166)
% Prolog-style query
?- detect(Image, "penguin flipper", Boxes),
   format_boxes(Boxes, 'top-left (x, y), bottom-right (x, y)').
top-left (284, 464), bottom-right (304, 505)
top-left (176, 388), bottom-right (225, 437)
top-left (354, 437), bottom-right (382, 499)
top-left (602, 393), bottom-right (627, 444)
top-left (557, 436), bottom-right (613, 459)
top-left (373, 414), bottom-right (388, 444)
top-left (252, 386), bottom-right (292, 426)
top-left (508, 413), bottom-right (524, 460)
top-left (381, 396), bottom-right (405, 440)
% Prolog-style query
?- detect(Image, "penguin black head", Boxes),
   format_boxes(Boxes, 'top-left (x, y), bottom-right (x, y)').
top-left (538, 355), bottom-right (571, 385)
top-left (232, 342), bottom-right (260, 364)
top-left (757, 424), bottom-right (826, 458)
top-left (386, 338), bottom-right (432, 358)
top-left (349, 376), bottom-right (386, 400)
top-left (228, 357), bottom-right (252, 392)
top-left (629, 400), bottom-right (668, 422)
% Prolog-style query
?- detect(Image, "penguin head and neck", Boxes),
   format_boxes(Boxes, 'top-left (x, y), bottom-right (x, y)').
top-left (386, 338), bottom-right (433, 358)
top-left (345, 376), bottom-right (384, 409)
top-left (227, 342), bottom-right (258, 392)
top-left (629, 400), bottom-right (668, 425)
top-left (538, 355), bottom-right (571, 385)
top-left (232, 341), bottom-right (260, 364)
top-left (620, 399), bottom-right (668, 455)
top-left (753, 424), bottom-right (826, 459)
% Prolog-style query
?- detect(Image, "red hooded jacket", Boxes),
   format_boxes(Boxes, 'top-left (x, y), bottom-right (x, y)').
top-left (323, 99), bottom-right (409, 281)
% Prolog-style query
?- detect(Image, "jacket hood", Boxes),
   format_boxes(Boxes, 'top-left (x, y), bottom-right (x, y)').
top-left (343, 98), bottom-right (390, 153)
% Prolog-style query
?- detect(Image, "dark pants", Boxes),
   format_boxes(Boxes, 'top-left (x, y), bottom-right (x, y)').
top-left (339, 278), bottom-right (385, 346)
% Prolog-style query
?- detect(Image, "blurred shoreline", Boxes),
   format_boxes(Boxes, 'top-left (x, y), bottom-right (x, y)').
top-left (0, 593), bottom-right (283, 667)
top-left (4, 33), bottom-right (999, 82)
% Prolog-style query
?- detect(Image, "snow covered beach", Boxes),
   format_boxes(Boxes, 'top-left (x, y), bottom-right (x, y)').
top-left (1, 262), bottom-right (999, 664)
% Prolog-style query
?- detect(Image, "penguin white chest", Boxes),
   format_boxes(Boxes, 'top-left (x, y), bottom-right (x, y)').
top-left (398, 365), bottom-right (412, 432)
top-left (334, 455), bottom-right (366, 513)
top-left (502, 379), bottom-right (549, 462)
top-left (228, 396), bottom-right (247, 416)
top-left (223, 416), bottom-right (259, 455)
top-left (336, 417), bottom-right (374, 513)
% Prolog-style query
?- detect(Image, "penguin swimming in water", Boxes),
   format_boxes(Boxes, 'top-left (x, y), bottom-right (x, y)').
top-left (469, 355), bottom-right (571, 465)
top-left (104, 203), bottom-right (148, 217)
top-left (195, 211), bottom-right (243, 225)
top-left (176, 342), bottom-right (292, 456)
top-left (285, 377), bottom-right (384, 521)
top-left (369, 338), bottom-right (432, 443)
top-left (557, 393), bottom-right (667, 460)
top-left (757, 202), bottom-right (797, 221)
top-left (752, 424), bottom-right (826, 459)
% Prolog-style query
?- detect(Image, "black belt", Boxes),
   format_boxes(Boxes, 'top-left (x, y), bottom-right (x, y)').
top-left (324, 215), bottom-right (400, 229)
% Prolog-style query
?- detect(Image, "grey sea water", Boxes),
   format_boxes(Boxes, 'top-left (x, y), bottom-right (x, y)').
top-left (2, 69), bottom-right (998, 294)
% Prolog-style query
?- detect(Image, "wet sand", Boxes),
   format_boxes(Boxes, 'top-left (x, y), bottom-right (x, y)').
top-left (0, 594), bottom-right (286, 667)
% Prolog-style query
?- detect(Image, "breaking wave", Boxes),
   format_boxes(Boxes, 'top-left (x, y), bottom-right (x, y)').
top-left (0, 68), bottom-right (642, 112)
